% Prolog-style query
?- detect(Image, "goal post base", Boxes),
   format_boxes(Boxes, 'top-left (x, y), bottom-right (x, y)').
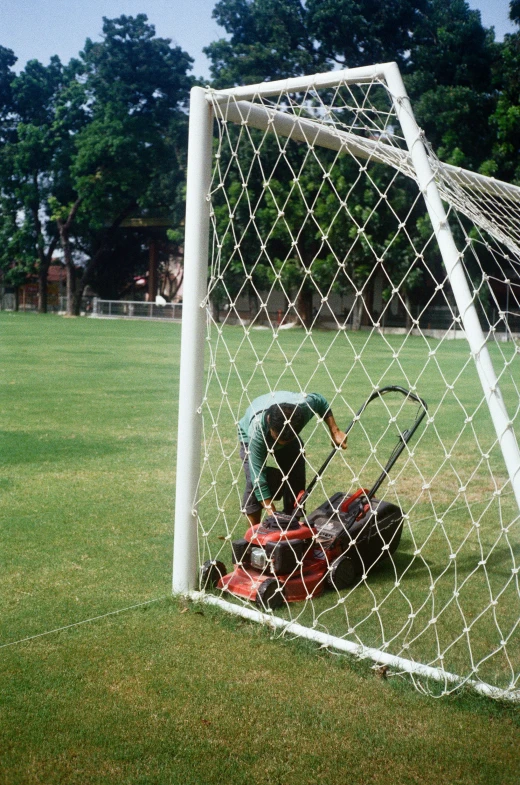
top-left (189, 591), bottom-right (520, 703)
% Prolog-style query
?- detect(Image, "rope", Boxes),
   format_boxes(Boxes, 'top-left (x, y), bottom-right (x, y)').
top-left (0, 596), bottom-right (167, 650)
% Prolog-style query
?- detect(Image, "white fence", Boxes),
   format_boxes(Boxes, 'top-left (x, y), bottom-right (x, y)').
top-left (91, 298), bottom-right (183, 320)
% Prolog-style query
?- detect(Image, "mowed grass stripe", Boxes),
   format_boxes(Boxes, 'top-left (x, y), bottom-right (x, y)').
top-left (1, 314), bottom-right (179, 642)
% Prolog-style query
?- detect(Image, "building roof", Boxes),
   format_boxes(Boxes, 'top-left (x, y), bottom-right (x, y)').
top-left (47, 264), bottom-right (67, 282)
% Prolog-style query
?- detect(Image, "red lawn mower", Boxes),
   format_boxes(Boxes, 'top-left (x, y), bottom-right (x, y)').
top-left (201, 386), bottom-right (428, 610)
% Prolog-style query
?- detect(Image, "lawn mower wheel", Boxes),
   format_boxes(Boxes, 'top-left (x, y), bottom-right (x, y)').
top-left (200, 560), bottom-right (227, 591)
top-left (327, 553), bottom-right (357, 590)
top-left (256, 578), bottom-right (284, 610)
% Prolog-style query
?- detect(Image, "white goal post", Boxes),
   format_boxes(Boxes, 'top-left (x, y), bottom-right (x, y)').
top-left (173, 62), bottom-right (520, 699)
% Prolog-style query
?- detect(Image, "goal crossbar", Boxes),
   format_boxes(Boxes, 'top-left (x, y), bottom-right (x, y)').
top-left (209, 94), bottom-right (520, 256)
top-left (212, 63), bottom-right (388, 100)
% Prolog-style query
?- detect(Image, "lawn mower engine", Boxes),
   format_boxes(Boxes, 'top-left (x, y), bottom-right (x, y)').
top-left (213, 489), bottom-right (403, 610)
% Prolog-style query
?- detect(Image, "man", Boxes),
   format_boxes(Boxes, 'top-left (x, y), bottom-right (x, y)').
top-left (238, 391), bottom-right (347, 525)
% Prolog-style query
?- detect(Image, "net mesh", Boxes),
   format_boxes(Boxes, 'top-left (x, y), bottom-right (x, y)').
top-left (193, 73), bottom-right (520, 697)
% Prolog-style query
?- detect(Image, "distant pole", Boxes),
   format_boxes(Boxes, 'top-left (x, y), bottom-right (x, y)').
top-left (149, 239), bottom-right (158, 303)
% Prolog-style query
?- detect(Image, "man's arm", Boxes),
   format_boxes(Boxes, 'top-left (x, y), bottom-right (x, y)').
top-left (247, 434), bottom-right (276, 524)
top-left (248, 428), bottom-right (274, 502)
top-left (324, 411), bottom-right (347, 449)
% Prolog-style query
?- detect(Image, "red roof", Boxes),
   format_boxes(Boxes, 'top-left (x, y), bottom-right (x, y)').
top-left (47, 265), bottom-right (67, 282)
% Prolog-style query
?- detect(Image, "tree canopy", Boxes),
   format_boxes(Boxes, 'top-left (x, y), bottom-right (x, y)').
top-left (198, 0), bottom-right (520, 327)
top-left (0, 15), bottom-right (193, 313)
top-left (205, 0), bottom-right (501, 170)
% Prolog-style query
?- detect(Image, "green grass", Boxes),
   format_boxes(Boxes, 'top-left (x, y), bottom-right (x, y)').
top-left (1, 313), bottom-right (178, 643)
top-left (1, 312), bottom-right (519, 785)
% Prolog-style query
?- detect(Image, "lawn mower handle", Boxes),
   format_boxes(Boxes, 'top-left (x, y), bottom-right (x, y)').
top-left (294, 385), bottom-right (428, 515)
top-left (366, 387), bottom-right (428, 500)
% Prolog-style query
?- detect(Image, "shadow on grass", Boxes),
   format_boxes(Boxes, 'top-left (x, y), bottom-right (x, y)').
top-left (392, 544), bottom-right (520, 581)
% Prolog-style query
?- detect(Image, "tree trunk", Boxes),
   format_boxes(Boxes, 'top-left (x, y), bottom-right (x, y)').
top-left (148, 240), bottom-right (158, 302)
top-left (37, 264), bottom-right (48, 313)
top-left (37, 240), bottom-right (58, 312)
top-left (57, 199), bottom-right (82, 316)
top-left (210, 296), bottom-right (220, 323)
top-left (352, 297), bottom-right (364, 331)
top-left (31, 185), bottom-right (50, 314)
top-left (72, 284), bottom-right (84, 317)
top-left (248, 290), bottom-right (258, 319)
top-left (34, 241), bottom-right (57, 314)
top-left (66, 264), bottom-right (77, 315)
top-left (405, 291), bottom-right (413, 330)
top-left (296, 284), bottom-right (313, 328)
top-left (361, 280), bottom-right (374, 327)
top-left (295, 247), bottom-right (316, 328)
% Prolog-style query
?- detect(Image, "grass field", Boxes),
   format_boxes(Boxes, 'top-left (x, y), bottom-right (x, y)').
top-left (1, 312), bottom-right (519, 785)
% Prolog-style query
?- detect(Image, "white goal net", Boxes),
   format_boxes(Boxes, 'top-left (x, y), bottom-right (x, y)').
top-left (173, 63), bottom-right (520, 699)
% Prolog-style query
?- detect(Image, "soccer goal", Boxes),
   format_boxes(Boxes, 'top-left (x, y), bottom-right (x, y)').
top-left (172, 62), bottom-right (520, 699)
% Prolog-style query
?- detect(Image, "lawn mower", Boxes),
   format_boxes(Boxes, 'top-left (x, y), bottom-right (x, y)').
top-left (201, 385), bottom-right (428, 610)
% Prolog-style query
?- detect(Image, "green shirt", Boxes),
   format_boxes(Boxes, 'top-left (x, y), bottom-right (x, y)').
top-left (238, 391), bottom-right (330, 501)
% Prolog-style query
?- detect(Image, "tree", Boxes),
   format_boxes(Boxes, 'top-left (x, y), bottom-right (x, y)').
top-left (203, 0), bottom-right (501, 327)
top-left (205, 0), bottom-right (318, 87)
top-left (0, 45), bottom-right (15, 127)
top-left (206, 0), bottom-right (431, 85)
top-left (0, 55), bottom-right (73, 312)
top-left (84, 229), bottom-right (149, 300)
top-left (305, 0), bottom-right (428, 70)
top-left (405, 0), bottom-right (497, 170)
top-left (0, 17), bottom-right (193, 315)
top-left (56, 14), bottom-right (193, 314)
top-left (484, 2), bottom-right (520, 182)
top-left (205, 0), bottom-right (498, 169)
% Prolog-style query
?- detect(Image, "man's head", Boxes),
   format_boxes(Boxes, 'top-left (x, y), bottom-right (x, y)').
top-left (266, 403), bottom-right (305, 445)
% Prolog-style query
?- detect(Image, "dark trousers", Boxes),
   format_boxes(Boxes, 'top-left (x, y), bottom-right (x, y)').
top-left (240, 439), bottom-right (305, 515)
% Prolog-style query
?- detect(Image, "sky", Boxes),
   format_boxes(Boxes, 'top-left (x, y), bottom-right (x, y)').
top-left (0, 0), bottom-right (516, 80)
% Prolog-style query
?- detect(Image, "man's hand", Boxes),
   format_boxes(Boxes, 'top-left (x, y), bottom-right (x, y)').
top-left (331, 429), bottom-right (348, 449)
